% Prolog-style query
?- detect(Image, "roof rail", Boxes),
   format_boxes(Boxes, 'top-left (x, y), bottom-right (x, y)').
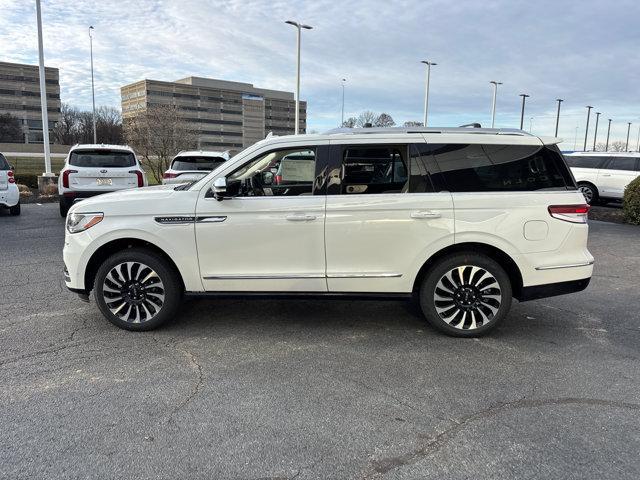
top-left (323, 126), bottom-right (534, 137)
top-left (459, 122), bottom-right (482, 128)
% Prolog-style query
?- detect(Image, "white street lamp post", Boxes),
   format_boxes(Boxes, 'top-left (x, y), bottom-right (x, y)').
top-left (340, 78), bottom-right (346, 126)
top-left (421, 60), bottom-right (436, 127)
top-left (89, 26), bottom-right (97, 144)
top-left (35, 0), bottom-right (52, 176)
top-left (285, 20), bottom-right (312, 135)
top-left (490, 81), bottom-right (502, 128)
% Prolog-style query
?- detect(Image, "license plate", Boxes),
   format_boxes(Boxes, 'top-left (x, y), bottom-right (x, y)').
top-left (96, 178), bottom-right (112, 186)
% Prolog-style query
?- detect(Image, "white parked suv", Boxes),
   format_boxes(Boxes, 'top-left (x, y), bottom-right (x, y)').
top-left (58, 144), bottom-right (147, 217)
top-left (62, 127), bottom-right (593, 336)
top-left (564, 151), bottom-right (640, 204)
top-left (0, 153), bottom-right (20, 216)
top-left (162, 150), bottom-right (230, 185)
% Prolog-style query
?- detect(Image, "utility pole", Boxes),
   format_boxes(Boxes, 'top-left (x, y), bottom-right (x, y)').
top-left (421, 60), bottom-right (436, 126)
top-left (605, 119), bottom-right (612, 151)
top-left (89, 26), bottom-right (97, 143)
top-left (35, 0), bottom-right (52, 177)
top-left (592, 112), bottom-right (600, 151)
top-left (285, 20), bottom-right (312, 135)
top-left (583, 106), bottom-right (593, 151)
top-left (625, 122), bottom-right (632, 151)
top-left (519, 94), bottom-right (529, 130)
top-left (340, 78), bottom-right (346, 126)
top-left (554, 99), bottom-right (563, 137)
top-left (490, 81), bottom-right (502, 128)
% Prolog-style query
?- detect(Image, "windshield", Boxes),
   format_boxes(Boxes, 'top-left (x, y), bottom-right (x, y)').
top-left (172, 156), bottom-right (227, 171)
top-left (69, 150), bottom-right (136, 168)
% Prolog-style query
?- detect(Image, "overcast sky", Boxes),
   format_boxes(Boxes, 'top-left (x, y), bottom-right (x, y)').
top-left (1, 0), bottom-right (639, 149)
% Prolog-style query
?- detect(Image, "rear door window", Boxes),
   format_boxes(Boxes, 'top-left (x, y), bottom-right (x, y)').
top-left (430, 144), bottom-right (573, 192)
top-left (172, 156), bottom-right (227, 171)
top-left (602, 157), bottom-right (638, 171)
top-left (340, 146), bottom-right (408, 194)
top-left (70, 150), bottom-right (136, 168)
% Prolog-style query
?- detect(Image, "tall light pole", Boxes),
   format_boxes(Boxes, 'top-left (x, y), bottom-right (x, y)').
top-left (89, 26), bottom-right (97, 144)
top-left (285, 20), bottom-right (312, 135)
top-left (519, 93), bottom-right (529, 130)
top-left (340, 78), bottom-right (346, 126)
top-left (583, 106), bottom-right (593, 151)
top-left (489, 81), bottom-right (502, 128)
top-left (35, 0), bottom-right (52, 177)
top-left (625, 122), bottom-right (632, 151)
top-left (605, 119), bottom-right (612, 151)
top-left (421, 60), bottom-right (436, 126)
top-left (592, 112), bottom-right (601, 151)
top-left (636, 124), bottom-right (640, 152)
top-left (554, 99), bottom-right (563, 137)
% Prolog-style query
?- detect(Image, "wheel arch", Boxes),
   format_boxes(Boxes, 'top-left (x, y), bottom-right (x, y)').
top-left (412, 242), bottom-right (524, 299)
top-left (84, 238), bottom-right (185, 293)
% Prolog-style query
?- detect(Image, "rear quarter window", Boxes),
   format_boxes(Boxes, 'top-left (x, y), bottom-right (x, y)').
top-left (564, 155), bottom-right (607, 169)
top-left (69, 150), bottom-right (136, 168)
top-left (430, 144), bottom-right (574, 192)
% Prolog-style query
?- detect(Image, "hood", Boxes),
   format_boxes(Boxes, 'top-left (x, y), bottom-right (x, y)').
top-left (69, 184), bottom-right (197, 216)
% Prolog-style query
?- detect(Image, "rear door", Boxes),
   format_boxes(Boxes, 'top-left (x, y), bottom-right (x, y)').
top-left (596, 156), bottom-right (639, 199)
top-left (324, 140), bottom-right (454, 293)
top-left (68, 150), bottom-right (140, 191)
top-left (0, 154), bottom-right (9, 191)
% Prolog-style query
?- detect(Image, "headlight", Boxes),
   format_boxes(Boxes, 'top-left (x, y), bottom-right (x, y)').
top-left (66, 212), bottom-right (104, 234)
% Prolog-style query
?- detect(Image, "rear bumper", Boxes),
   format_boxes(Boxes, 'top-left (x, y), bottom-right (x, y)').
top-left (0, 185), bottom-right (20, 207)
top-left (517, 277), bottom-right (591, 302)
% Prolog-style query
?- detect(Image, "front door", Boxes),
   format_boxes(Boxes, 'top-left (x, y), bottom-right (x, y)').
top-left (195, 144), bottom-right (328, 292)
top-left (596, 156), bottom-right (639, 199)
top-left (324, 141), bottom-right (455, 293)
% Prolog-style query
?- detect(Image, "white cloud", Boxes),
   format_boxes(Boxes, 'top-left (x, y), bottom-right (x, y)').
top-left (1, 0), bottom-right (639, 148)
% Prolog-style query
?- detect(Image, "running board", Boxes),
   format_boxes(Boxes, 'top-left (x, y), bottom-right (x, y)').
top-left (185, 291), bottom-right (413, 301)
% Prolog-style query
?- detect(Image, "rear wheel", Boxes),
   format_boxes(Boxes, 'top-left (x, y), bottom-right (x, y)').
top-left (94, 248), bottom-right (182, 331)
top-left (419, 253), bottom-right (512, 337)
top-left (577, 182), bottom-right (598, 205)
top-left (9, 202), bottom-right (20, 216)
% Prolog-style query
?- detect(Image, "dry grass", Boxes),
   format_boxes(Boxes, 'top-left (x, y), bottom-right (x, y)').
top-left (39, 183), bottom-right (58, 196)
top-left (17, 184), bottom-right (33, 197)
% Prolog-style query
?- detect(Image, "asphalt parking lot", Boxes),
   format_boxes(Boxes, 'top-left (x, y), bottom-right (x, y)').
top-left (1, 203), bottom-right (639, 480)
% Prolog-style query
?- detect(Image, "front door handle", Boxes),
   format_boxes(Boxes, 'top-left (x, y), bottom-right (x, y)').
top-left (411, 210), bottom-right (441, 219)
top-left (601, 174), bottom-right (612, 177)
top-left (285, 213), bottom-right (317, 222)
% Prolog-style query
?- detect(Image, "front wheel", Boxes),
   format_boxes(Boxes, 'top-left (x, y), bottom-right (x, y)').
top-left (94, 248), bottom-right (182, 331)
top-left (419, 253), bottom-right (512, 337)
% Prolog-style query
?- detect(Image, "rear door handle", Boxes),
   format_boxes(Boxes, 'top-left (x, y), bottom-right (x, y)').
top-left (411, 210), bottom-right (441, 219)
top-left (601, 173), bottom-right (612, 177)
top-left (285, 213), bottom-right (317, 222)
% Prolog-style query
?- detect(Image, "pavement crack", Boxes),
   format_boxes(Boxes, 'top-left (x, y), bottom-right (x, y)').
top-left (168, 343), bottom-right (204, 419)
top-left (365, 396), bottom-right (640, 478)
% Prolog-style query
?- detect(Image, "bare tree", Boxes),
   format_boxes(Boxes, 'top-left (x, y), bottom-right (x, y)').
top-left (0, 113), bottom-right (23, 143)
top-left (374, 113), bottom-right (396, 128)
top-left (356, 110), bottom-right (378, 128)
top-left (341, 117), bottom-right (357, 128)
top-left (96, 106), bottom-right (123, 144)
top-left (403, 121), bottom-right (424, 127)
top-left (595, 141), bottom-right (628, 152)
top-left (52, 104), bottom-right (79, 145)
top-left (124, 105), bottom-right (197, 183)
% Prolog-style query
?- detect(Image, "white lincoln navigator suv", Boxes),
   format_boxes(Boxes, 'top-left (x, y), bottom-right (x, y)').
top-left (63, 127), bottom-right (593, 336)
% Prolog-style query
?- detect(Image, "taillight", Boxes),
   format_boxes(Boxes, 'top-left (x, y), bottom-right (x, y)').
top-left (62, 169), bottom-right (77, 189)
top-left (275, 175), bottom-right (283, 184)
top-left (130, 170), bottom-right (144, 187)
top-left (7, 170), bottom-right (15, 183)
top-left (548, 204), bottom-right (590, 223)
top-left (163, 172), bottom-right (178, 179)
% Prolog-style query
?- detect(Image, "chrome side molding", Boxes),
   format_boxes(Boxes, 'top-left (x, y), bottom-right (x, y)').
top-left (535, 260), bottom-right (594, 271)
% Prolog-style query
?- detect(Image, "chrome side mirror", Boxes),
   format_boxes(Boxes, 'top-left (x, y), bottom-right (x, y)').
top-left (212, 177), bottom-right (227, 201)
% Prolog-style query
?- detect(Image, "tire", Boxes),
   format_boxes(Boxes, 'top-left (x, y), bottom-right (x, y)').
top-left (577, 182), bottom-right (598, 205)
top-left (418, 252), bottom-right (512, 337)
top-left (93, 248), bottom-right (182, 331)
top-left (9, 202), bottom-right (20, 216)
top-left (59, 199), bottom-right (70, 217)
